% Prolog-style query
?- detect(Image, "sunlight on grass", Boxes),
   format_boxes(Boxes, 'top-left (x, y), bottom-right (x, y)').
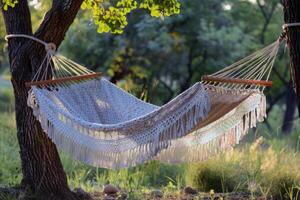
top-left (0, 112), bottom-right (21, 186)
top-left (0, 110), bottom-right (300, 199)
top-left (186, 137), bottom-right (300, 199)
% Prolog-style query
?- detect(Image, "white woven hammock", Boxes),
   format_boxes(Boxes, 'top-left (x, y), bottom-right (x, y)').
top-left (6, 34), bottom-right (282, 169)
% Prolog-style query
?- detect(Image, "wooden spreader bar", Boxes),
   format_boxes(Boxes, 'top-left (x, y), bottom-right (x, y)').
top-left (25, 72), bottom-right (102, 87)
top-left (202, 75), bottom-right (273, 87)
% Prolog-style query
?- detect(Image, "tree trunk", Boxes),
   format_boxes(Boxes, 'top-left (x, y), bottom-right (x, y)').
top-left (1, 0), bottom-right (83, 199)
top-left (282, 0), bottom-right (300, 117)
top-left (282, 81), bottom-right (296, 134)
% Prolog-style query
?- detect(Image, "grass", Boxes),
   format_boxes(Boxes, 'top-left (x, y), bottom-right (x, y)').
top-left (0, 112), bottom-right (21, 187)
top-left (186, 137), bottom-right (300, 199)
top-left (0, 75), bottom-right (13, 112)
top-left (62, 155), bottom-right (186, 199)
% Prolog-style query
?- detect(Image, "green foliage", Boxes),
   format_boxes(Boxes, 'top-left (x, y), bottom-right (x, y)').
top-left (2, 0), bottom-right (18, 11)
top-left (81, 0), bottom-right (137, 34)
top-left (140, 0), bottom-right (180, 17)
top-left (81, 0), bottom-right (180, 34)
top-left (2, 0), bottom-right (180, 34)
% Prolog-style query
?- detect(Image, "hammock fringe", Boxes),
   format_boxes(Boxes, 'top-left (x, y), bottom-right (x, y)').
top-left (28, 82), bottom-right (211, 169)
top-left (156, 92), bottom-right (266, 164)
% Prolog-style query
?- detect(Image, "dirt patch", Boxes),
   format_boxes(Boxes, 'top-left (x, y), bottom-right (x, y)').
top-left (90, 191), bottom-right (257, 200)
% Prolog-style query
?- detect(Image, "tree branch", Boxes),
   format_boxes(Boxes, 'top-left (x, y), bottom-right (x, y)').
top-left (267, 90), bottom-right (286, 114)
top-left (34, 0), bottom-right (84, 48)
top-left (273, 67), bottom-right (288, 85)
top-left (180, 45), bottom-right (194, 92)
top-left (256, 0), bottom-right (268, 19)
top-left (258, 2), bottom-right (278, 44)
top-left (159, 78), bottom-right (174, 103)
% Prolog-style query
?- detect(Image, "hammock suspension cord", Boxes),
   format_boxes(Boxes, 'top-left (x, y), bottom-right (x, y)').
top-left (5, 34), bottom-right (100, 87)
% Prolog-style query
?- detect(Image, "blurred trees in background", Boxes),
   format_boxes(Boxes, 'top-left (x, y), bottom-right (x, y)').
top-left (61, 0), bottom-right (283, 103)
top-left (0, 0), bottom-right (297, 133)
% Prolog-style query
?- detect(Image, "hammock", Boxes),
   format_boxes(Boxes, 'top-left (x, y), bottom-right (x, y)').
top-left (5, 34), bottom-right (281, 169)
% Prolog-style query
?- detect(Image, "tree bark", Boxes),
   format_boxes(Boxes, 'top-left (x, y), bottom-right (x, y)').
top-left (1, 0), bottom-right (83, 199)
top-left (282, 0), bottom-right (300, 116)
top-left (282, 81), bottom-right (296, 134)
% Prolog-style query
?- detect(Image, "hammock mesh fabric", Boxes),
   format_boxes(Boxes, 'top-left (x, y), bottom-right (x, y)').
top-left (24, 37), bottom-right (280, 169)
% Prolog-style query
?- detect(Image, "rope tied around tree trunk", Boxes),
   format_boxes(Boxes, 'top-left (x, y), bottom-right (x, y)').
top-left (282, 23), bottom-right (300, 29)
top-left (4, 34), bottom-right (101, 86)
top-left (280, 23), bottom-right (300, 42)
top-left (5, 34), bottom-right (57, 55)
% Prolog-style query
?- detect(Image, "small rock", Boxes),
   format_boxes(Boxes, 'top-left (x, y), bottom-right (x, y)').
top-left (151, 190), bottom-right (164, 198)
top-left (184, 186), bottom-right (198, 195)
top-left (103, 184), bottom-right (120, 195)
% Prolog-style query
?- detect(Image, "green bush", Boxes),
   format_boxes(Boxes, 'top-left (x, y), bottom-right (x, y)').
top-left (186, 157), bottom-right (243, 193)
top-left (186, 137), bottom-right (300, 199)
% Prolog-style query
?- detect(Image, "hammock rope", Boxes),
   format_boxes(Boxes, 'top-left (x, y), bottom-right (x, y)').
top-left (203, 40), bottom-right (280, 91)
top-left (4, 28), bottom-right (288, 168)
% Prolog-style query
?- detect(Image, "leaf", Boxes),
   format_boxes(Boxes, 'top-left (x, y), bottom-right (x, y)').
top-left (81, 2), bottom-right (87, 10)
top-left (3, 4), bottom-right (8, 11)
top-left (81, 0), bottom-right (180, 34)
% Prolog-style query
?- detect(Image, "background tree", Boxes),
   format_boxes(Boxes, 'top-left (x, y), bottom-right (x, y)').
top-left (282, 0), bottom-right (300, 117)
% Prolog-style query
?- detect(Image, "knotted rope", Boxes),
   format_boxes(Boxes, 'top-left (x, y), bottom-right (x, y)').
top-left (5, 34), bottom-right (97, 86)
top-left (5, 34), bottom-right (57, 54)
top-left (279, 23), bottom-right (300, 42)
